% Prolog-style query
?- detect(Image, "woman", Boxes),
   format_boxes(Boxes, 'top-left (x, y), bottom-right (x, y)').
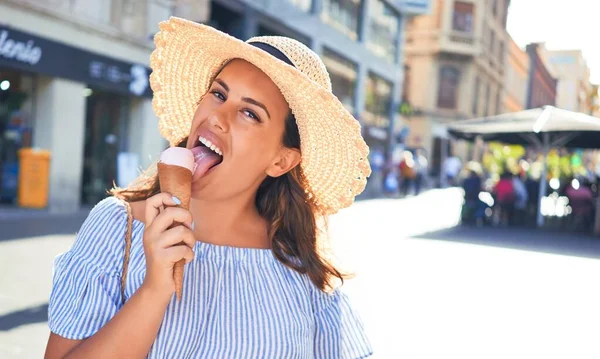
top-left (45, 17), bottom-right (373, 359)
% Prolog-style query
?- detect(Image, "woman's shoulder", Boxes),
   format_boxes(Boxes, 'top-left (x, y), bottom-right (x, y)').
top-left (66, 196), bottom-right (131, 275)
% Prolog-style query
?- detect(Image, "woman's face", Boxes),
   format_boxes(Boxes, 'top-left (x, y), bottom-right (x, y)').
top-left (186, 59), bottom-right (300, 199)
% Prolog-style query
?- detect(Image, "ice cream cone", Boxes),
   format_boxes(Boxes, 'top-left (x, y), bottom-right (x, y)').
top-left (158, 162), bottom-right (192, 300)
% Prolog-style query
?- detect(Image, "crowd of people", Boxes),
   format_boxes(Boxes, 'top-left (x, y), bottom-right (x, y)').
top-left (459, 160), bottom-right (598, 232)
top-left (381, 147), bottom-right (599, 233)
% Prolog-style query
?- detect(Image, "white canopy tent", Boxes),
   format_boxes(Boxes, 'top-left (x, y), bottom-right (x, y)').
top-left (448, 106), bottom-right (600, 227)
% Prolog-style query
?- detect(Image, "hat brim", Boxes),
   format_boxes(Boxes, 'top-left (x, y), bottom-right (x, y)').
top-left (150, 17), bottom-right (371, 214)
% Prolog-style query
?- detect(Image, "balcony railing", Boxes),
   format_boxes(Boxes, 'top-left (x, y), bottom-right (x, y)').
top-left (448, 30), bottom-right (475, 45)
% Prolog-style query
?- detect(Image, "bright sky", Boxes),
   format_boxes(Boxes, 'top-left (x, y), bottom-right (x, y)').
top-left (507, 0), bottom-right (600, 84)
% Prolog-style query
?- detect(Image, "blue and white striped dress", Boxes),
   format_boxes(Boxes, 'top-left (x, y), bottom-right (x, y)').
top-left (48, 197), bottom-right (372, 358)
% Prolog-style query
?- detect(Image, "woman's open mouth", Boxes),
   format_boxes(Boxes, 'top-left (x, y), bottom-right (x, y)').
top-left (190, 136), bottom-right (224, 180)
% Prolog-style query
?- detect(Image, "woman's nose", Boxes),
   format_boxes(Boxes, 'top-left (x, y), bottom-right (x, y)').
top-left (208, 107), bottom-right (231, 132)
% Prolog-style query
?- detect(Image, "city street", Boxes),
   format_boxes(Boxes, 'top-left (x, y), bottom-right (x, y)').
top-left (2, 188), bottom-right (600, 358)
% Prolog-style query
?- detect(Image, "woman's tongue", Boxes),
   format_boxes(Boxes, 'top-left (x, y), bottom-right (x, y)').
top-left (190, 146), bottom-right (221, 181)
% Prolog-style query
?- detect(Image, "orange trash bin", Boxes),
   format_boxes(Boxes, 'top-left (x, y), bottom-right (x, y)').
top-left (17, 148), bottom-right (51, 208)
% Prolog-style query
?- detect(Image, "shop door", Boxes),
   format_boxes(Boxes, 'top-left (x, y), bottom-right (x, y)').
top-left (81, 90), bottom-right (129, 204)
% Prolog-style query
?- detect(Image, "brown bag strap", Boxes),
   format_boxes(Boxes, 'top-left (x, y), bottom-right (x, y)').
top-left (120, 198), bottom-right (134, 305)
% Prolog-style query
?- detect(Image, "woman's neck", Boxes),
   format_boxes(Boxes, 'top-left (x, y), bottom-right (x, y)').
top-left (188, 193), bottom-right (270, 249)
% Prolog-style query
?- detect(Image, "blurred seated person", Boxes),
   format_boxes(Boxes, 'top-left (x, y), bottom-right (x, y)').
top-left (462, 164), bottom-right (482, 202)
top-left (565, 177), bottom-right (595, 230)
top-left (461, 163), bottom-right (486, 225)
top-left (525, 173), bottom-right (541, 224)
top-left (493, 170), bottom-right (516, 226)
top-left (512, 173), bottom-right (528, 226)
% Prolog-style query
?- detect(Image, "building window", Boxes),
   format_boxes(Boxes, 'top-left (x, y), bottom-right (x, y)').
top-left (484, 82), bottom-right (491, 116)
top-left (364, 72), bottom-right (392, 128)
top-left (321, 0), bottom-right (361, 40)
top-left (452, 2), bottom-right (474, 33)
top-left (322, 48), bottom-right (358, 113)
top-left (363, 72), bottom-right (393, 152)
top-left (367, 0), bottom-right (399, 63)
top-left (496, 88), bottom-right (502, 114)
top-left (498, 41), bottom-right (504, 64)
top-left (437, 66), bottom-right (460, 109)
top-left (472, 75), bottom-right (480, 115)
top-left (492, 0), bottom-right (498, 17)
top-left (286, 0), bottom-right (312, 12)
top-left (490, 30), bottom-right (495, 54)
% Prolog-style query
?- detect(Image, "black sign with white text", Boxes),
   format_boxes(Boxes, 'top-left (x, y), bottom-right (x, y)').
top-left (0, 25), bottom-right (152, 98)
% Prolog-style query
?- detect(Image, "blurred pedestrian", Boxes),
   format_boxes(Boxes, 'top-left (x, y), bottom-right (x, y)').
top-left (399, 150), bottom-right (416, 196)
top-left (443, 155), bottom-right (462, 187)
top-left (461, 163), bottom-right (486, 226)
top-left (44, 19), bottom-right (372, 359)
top-left (413, 149), bottom-right (428, 195)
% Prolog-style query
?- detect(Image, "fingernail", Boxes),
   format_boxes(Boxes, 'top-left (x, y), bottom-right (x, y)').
top-left (191, 221), bottom-right (195, 230)
top-left (172, 196), bottom-right (181, 205)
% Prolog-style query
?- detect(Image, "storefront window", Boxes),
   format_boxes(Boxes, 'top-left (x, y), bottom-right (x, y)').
top-left (0, 69), bottom-right (35, 203)
top-left (367, 0), bottom-right (399, 63)
top-left (322, 48), bottom-right (358, 114)
top-left (81, 89), bottom-right (131, 205)
top-left (321, 0), bottom-right (361, 40)
top-left (363, 72), bottom-right (392, 152)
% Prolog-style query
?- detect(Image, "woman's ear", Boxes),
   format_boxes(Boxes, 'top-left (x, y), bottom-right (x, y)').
top-left (266, 148), bottom-right (301, 178)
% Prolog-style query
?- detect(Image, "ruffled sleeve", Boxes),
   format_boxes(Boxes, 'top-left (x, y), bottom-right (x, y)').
top-left (313, 289), bottom-right (373, 359)
top-left (48, 197), bottom-right (129, 340)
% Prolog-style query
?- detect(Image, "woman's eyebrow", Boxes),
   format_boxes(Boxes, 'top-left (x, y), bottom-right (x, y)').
top-left (214, 78), bottom-right (229, 92)
top-left (242, 97), bottom-right (271, 120)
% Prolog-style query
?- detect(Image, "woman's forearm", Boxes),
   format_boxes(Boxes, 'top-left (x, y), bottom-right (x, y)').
top-left (64, 285), bottom-right (171, 359)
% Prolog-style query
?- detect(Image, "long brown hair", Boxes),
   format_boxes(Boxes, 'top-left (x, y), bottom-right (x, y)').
top-left (111, 112), bottom-right (345, 292)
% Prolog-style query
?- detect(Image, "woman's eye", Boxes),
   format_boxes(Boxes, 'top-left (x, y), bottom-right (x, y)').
top-left (243, 110), bottom-right (261, 122)
top-left (211, 90), bottom-right (225, 101)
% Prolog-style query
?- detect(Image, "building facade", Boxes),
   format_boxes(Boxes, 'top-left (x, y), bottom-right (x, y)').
top-left (545, 49), bottom-right (593, 114)
top-left (0, 0), bottom-right (431, 211)
top-left (403, 0), bottom-right (510, 180)
top-left (0, 0), bottom-right (180, 212)
top-left (525, 43), bottom-right (557, 109)
top-left (503, 36), bottom-right (528, 112)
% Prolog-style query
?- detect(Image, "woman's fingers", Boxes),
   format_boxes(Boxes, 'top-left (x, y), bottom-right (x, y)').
top-left (156, 225), bottom-right (196, 250)
top-left (161, 245), bottom-right (195, 265)
top-left (147, 206), bottom-right (193, 234)
top-left (145, 192), bottom-right (179, 225)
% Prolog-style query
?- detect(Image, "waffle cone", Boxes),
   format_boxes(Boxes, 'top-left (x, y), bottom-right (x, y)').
top-left (157, 162), bottom-right (192, 300)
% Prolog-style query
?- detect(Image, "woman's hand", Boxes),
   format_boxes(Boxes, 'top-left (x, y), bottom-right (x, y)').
top-left (140, 193), bottom-right (195, 299)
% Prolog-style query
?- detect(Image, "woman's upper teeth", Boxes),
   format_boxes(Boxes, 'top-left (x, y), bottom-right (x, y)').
top-left (199, 136), bottom-right (223, 156)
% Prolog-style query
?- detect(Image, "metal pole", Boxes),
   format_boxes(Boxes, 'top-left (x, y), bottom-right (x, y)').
top-left (536, 133), bottom-right (550, 227)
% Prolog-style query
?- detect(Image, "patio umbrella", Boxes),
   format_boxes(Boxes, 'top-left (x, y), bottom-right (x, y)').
top-left (448, 106), bottom-right (600, 227)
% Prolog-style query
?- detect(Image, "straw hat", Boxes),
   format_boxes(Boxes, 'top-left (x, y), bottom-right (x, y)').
top-left (150, 17), bottom-right (371, 215)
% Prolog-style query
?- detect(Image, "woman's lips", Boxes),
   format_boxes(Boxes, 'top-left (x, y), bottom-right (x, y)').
top-left (190, 146), bottom-right (222, 182)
